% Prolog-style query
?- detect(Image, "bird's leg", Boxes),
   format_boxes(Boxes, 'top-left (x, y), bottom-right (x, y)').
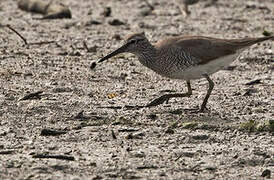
top-left (199, 74), bottom-right (214, 112)
top-left (179, 4), bottom-right (190, 16)
top-left (146, 81), bottom-right (192, 107)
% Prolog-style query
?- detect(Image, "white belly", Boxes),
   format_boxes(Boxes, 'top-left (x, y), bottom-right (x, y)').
top-left (169, 53), bottom-right (239, 80)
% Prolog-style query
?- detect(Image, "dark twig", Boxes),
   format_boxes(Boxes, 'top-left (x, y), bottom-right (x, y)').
top-left (40, 128), bottom-right (67, 136)
top-left (118, 128), bottom-right (139, 132)
top-left (0, 24), bottom-right (56, 45)
top-left (83, 40), bottom-right (89, 52)
top-left (83, 40), bottom-right (97, 53)
top-left (28, 41), bottom-right (56, 45)
top-left (32, 154), bottom-right (75, 161)
top-left (0, 150), bottom-right (16, 155)
top-left (136, 165), bottom-right (158, 170)
top-left (2, 24), bottom-right (57, 46)
top-left (19, 91), bottom-right (43, 101)
top-left (5, 24), bottom-right (28, 45)
top-left (111, 130), bottom-right (117, 139)
top-left (245, 79), bottom-right (261, 85)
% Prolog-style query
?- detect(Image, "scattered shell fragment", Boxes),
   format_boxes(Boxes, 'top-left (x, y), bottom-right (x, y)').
top-left (18, 0), bottom-right (71, 19)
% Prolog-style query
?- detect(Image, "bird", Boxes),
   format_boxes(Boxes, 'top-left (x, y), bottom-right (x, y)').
top-left (173, 0), bottom-right (199, 16)
top-left (173, 0), bottom-right (218, 16)
top-left (91, 32), bottom-right (273, 112)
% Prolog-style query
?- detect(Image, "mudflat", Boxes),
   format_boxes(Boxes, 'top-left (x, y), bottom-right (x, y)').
top-left (0, 0), bottom-right (273, 179)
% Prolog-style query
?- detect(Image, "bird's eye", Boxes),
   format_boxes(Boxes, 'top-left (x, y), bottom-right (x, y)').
top-left (129, 39), bottom-right (138, 44)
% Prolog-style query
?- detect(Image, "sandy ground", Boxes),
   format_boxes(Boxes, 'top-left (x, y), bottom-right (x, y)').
top-left (0, 0), bottom-right (274, 179)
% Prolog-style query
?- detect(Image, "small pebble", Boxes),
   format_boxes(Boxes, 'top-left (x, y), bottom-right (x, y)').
top-left (139, 7), bottom-right (152, 16)
top-left (261, 169), bottom-right (271, 178)
top-left (165, 128), bottom-right (174, 134)
top-left (147, 114), bottom-right (157, 120)
top-left (131, 150), bottom-right (145, 158)
top-left (108, 19), bottom-right (125, 26)
top-left (113, 34), bottom-right (122, 40)
top-left (85, 20), bottom-right (102, 26)
top-left (90, 62), bottom-right (97, 69)
top-left (101, 7), bottom-right (111, 17)
top-left (265, 49), bottom-right (273, 55)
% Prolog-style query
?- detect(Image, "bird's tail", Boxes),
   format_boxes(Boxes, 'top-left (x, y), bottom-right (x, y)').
top-left (230, 36), bottom-right (274, 47)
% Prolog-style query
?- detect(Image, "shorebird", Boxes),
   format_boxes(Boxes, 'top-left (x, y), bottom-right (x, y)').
top-left (173, 0), bottom-right (218, 16)
top-left (173, 0), bottom-right (199, 16)
top-left (91, 32), bottom-right (273, 112)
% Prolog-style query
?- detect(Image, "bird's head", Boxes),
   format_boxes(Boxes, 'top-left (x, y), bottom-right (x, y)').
top-left (90, 32), bottom-right (150, 69)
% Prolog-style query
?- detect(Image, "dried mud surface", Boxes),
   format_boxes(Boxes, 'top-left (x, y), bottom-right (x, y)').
top-left (0, 0), bottom-right (274, 179)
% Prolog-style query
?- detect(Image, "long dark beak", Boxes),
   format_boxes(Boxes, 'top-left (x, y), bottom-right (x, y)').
top-left (90, 43), bottom-right (129, 70)
top-left (98, 43), bottom-right (128, 63)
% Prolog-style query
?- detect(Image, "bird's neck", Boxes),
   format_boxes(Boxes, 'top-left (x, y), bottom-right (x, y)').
top-left (136, 44), bottom-right (158, 68)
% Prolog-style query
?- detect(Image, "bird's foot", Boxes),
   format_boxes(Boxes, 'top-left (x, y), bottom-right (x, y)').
top-left (198, 105), bottom-right (210, 113)
top-left (145, 95), bottom-right (170, 107)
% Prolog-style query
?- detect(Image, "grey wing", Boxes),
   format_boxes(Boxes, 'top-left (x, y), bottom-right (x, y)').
top-left (173, 37), bottom-right (237, 65)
